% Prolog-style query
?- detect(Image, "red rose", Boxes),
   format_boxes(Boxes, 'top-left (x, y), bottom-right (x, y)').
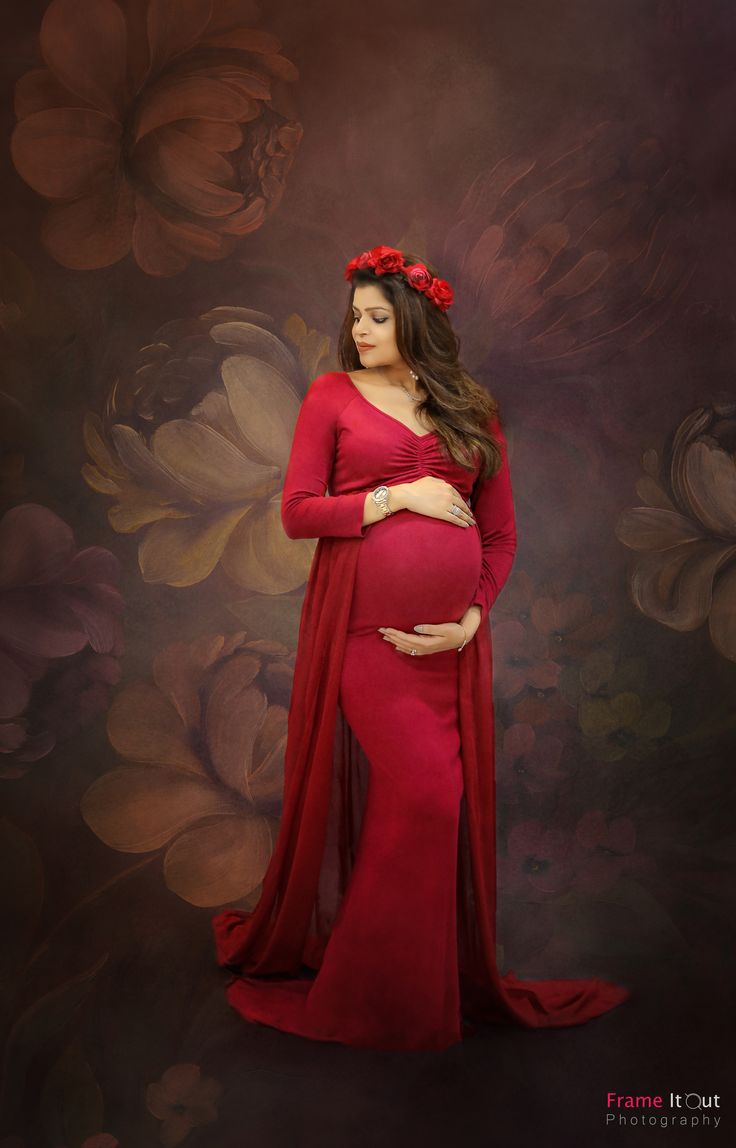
top-left (403, 262), bottom-right (433, 291)
top-left (344, 248), bottom-right (381, 279)
top-left (425, 277), bottom-right (454, 311)
top-left (370, 246), bottom-right (405, 275)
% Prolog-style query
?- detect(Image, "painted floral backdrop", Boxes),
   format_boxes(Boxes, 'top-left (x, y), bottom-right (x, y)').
top-left (2, 0), bottom-right (735, 1144)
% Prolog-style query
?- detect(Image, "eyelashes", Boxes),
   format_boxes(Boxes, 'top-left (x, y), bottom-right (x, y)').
top-left (352, 316), bottom-right (388, 324)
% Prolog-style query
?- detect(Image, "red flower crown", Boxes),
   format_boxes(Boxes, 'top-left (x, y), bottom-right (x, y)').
top-left (344, 245), bottom-right (453, 312)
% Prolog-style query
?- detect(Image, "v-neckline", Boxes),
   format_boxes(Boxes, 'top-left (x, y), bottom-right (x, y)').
top-left (341, 372), bottom-right (438, 440)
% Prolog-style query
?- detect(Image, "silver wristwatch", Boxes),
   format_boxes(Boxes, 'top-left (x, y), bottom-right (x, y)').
top-left (371, 485), bottom-right (393, 518)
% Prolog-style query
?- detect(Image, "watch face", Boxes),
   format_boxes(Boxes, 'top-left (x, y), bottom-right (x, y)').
top-left (372, 486), bottom-right (391, 514)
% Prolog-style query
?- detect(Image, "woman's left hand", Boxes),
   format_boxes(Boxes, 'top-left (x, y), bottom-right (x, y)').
top-left (377, 621), bottom-right (467, 655)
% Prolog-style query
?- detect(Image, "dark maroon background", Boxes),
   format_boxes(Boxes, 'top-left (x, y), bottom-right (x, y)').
top-left (1, 1), bottom-right (734, 1145)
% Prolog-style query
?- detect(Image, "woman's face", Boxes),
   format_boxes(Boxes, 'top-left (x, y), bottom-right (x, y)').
top-left (351, 283), bottom-right (404, 370)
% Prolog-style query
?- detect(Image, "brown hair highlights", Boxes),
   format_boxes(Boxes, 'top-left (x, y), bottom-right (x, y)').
top-left (337, 250), bottom-right (504, 478)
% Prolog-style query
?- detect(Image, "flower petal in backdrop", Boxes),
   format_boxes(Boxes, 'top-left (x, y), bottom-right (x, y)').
top-left (616, 403), bottom-right (736, 662)
top-left (572, 809), bottom-right (655, 894)
top-left (0, 503), bottom-right (123, 776)
top-left (498, 819), bottom-right (577, 900)
top-left (80, 633), bottom-right (288, 906)
top-left (497, 722), bottom-right (569, 806)
top-left (11, 0), bottom-right (302, 274)
top-left (442, 121), bottom-right (696, 374)
top-left (145, 1062), bottom-right (223, 1147)
top-left (82, 308), bottom-right (315, 590)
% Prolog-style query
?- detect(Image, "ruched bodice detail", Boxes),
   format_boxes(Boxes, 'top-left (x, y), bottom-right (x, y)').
top-left (332, 383), bottom-right (477, 500)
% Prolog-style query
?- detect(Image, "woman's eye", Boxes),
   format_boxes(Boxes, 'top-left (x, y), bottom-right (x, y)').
top-left (352, 316), bottom-right (387, 323)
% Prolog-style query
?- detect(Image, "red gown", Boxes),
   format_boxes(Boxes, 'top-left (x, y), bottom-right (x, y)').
top-left (211, 370), bottom-right (630, 1051)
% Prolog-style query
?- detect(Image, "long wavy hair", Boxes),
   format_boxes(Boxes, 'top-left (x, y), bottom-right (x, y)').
top-left (337, 250), bottom-right (504, 478)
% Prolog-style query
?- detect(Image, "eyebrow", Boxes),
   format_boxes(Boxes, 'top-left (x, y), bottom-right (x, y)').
top-left (351, 305), bottom-right (390, 312)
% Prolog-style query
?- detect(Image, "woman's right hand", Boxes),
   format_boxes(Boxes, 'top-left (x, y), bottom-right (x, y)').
top-left (393, 477), bottom-right (476, 527)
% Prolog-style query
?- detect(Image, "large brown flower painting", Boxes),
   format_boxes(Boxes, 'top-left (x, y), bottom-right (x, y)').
top-left (0, 503), bottom-right (124, 777)
top-left (616, 404), bottom-right (736, 662)
top-left (10, 0), bottom-right (302, 274)
top-left (81, 632), bottom-right (287, 906)
top-left (442, 122), bottom-right (696, 373)
top-left (82, 307), bottom-right (315, 589)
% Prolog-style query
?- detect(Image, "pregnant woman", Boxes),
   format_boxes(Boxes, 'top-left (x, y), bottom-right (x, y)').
top-left (212, 244), bottom-right (630, 1051)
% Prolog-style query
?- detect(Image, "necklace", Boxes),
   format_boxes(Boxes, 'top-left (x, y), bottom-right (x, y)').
top-left (373, 366), bottom-right (422, 401)
top-left (397, 368), bottom-right (433, 433)
top-left (399, 369), bottom-right (421, 403)
top-left (378, 366), bottom-right (432, 433)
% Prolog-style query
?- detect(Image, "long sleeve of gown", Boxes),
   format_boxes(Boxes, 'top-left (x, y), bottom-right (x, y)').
top-left (468, 417), bottom-right (517, 621)
top-left (281, 375), bottom-right (370, 540)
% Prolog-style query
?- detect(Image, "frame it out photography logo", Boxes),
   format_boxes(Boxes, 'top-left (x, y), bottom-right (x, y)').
top-left (605, 1092), bottom-right (722, 1130)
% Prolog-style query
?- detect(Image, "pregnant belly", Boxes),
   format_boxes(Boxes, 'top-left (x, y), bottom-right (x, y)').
top-left (347, 511), bottom-right (482, 635)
